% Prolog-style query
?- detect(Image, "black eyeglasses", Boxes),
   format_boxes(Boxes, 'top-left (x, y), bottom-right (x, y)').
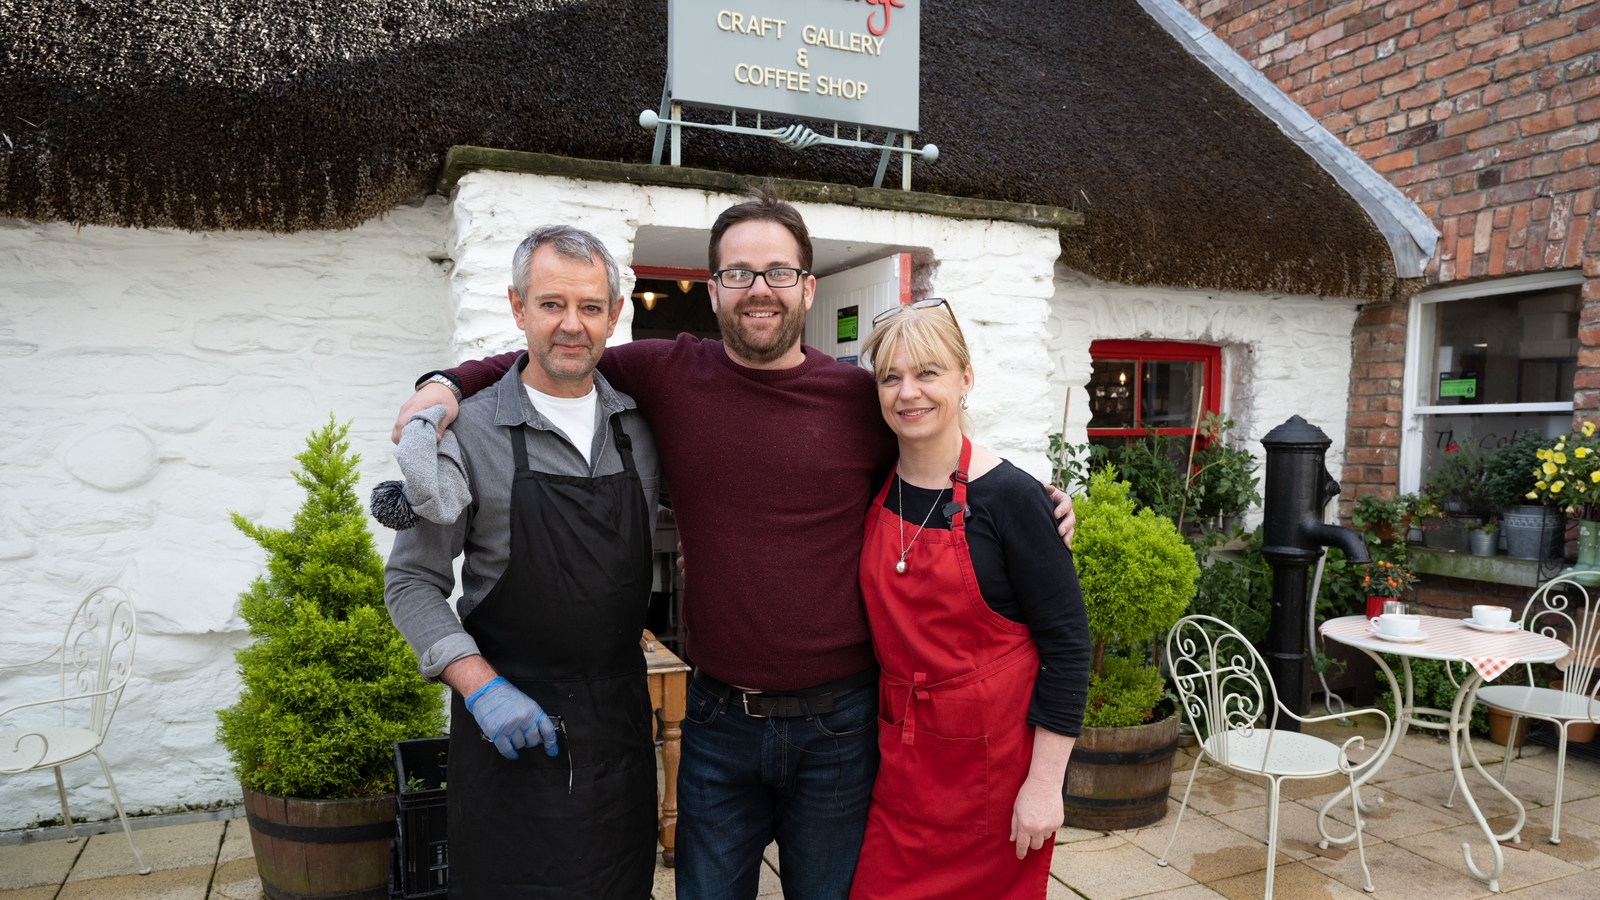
top-left (872, 297), bottom-right (954, 325)
top-left (710, 267), bottom-right (808, 289)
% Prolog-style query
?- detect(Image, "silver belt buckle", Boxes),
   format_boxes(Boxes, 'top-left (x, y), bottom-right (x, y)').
top-left (741, 691), bottom-right (768, 718)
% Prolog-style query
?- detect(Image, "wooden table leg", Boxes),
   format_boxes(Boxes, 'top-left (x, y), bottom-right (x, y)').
top-left (659, 670), bottom-right (686, 867)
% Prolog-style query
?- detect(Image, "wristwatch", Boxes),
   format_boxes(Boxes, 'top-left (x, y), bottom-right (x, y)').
top-left (419, 372), bottom-right (462, 402)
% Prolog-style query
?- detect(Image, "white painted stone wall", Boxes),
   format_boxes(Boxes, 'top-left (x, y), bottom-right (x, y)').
top-left (0, 167), bottom-right (1365, 832)
top-left (0, 200), bottom-right (455, 831)
top-left (448, 172), bottom-right (1065, 476)
top-left (1046, 264), bottom-right (1363, 524)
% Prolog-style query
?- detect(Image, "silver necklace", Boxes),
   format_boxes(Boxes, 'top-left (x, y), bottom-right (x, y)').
top-left (895, 474), bottom-right (948, 575)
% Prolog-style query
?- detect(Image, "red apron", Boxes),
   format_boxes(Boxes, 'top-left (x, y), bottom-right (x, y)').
top-left (848, 438), bottom-right (1053, 900)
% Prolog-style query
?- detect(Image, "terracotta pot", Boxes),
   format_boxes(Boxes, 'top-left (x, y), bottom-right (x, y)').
top-left (1062, 714), bottom-right (1178, 830)
top-left (1549, 681), bottom-right (1599, 744)
top-left (1487, 707), bottom-right (1528, 747)
top-left (242, 786), bottom-right (395, 900)
top-left (1371, 514), bottom-right (1412, 544)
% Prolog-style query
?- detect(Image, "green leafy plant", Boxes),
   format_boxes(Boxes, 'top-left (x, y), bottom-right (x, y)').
top-left (1084, 656), bottom-right (1168, 728)
top-left (1359, 559), bottom-right (1417, 599)
top-left (1051, 414), bottom-right (1259, 526)
top-left (1187, 413), bottom-right (1262, 520)
top-left (1528, 425), bottom-right (1600, 519)
top-left (1407, 492), bottom-right (1443, 522)
top-left (1072, 467), bottom-right (1199, 727)
top-left (1375, 656), bottom-right (1488, 735)
top-left (1424, 441), bottom-right (1493, 515)
top-left (1350, 494), bottom-right (1413, 542)
top-left (1189, 531), bottom-right (1272, 647)
top-left (217, 417), bottom-right (445, 799)
top-left (1485, 431), bottom-right (1555, 510)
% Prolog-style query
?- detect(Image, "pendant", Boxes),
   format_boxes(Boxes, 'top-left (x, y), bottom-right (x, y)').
top-left (895, 559), bottom-right (908, 575)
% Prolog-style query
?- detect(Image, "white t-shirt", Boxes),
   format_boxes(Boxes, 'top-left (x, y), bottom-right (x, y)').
top-left (525, 384), bottom-right (599, 467)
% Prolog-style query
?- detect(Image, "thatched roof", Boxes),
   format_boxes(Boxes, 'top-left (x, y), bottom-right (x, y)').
top-left (1, 0), bottom-right (1407, 299)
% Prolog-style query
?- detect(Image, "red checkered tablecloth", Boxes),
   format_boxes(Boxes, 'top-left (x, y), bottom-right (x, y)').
top-left (1319, 615), bottom-right (1570, 681)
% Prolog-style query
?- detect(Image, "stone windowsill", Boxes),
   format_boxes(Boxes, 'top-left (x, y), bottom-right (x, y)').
top-left (1408, 546), bottom-right (1546, 588)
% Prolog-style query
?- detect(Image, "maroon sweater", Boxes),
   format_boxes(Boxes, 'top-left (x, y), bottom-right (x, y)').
top-left (449, 337), bottom-right (897, 690)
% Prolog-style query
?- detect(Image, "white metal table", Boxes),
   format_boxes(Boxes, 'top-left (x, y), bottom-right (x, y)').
top-left (1317, 614), bottom-right (1570, 892)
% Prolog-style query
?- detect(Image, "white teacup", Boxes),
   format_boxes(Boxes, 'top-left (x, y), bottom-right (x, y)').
top-left (1472, 605), bottom-right (1512, 626)
top-left (1376, 614), bottom-right (1421, 637)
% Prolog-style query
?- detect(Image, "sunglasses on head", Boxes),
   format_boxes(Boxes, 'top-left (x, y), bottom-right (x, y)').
top-left (871, 297), bottom-right (953, 325)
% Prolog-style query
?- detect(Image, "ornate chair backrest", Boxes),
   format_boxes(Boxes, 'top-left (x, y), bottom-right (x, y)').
top-left (1166, 614), bottom-right (1279, 774)
top-left (1519, 577), bottom-right (1600, 709)
top-left (56, 586), bottom-right (138, 741)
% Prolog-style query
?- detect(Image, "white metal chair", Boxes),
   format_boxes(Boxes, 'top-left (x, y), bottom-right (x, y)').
top-left (1474, 576), bottom-right (1600, 845)
top-left (0, 586), bottom-right (150, 873)
top-left (1159, 615), bottom-right (1390, 899)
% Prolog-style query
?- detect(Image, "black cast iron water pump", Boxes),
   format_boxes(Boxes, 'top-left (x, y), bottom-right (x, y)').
top-left (1259, 416), bottom-right (1370, 731)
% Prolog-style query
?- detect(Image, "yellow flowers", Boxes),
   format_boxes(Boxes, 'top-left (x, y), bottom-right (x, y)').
top-left (1528, 491), bottom-right (1541, 499)
top-left (1545, 461), bottom-right (1559, 475)
top-left (1555, 452), bottom-right (1569, 464)
top-left (1537, 481), bottom-right (1548, 490)
top-left (1586, 422), bottom-right (1596, 437)
top-left (1553, 481), bottom-right (1565, 493)
top-left (1591, 470), bottom-right (1600, 483)
top-left (1538, 449), bottom-right (1550, 461)
top-left (1579, 447), bottom-right (1591, 459)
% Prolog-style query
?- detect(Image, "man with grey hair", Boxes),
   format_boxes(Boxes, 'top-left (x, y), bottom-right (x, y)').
top-left (385, 224), bottom-right (663, 899)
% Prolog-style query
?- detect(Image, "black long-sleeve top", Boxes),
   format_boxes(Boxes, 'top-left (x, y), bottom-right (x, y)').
top-left (882, 460), bottom-right (1091, 737)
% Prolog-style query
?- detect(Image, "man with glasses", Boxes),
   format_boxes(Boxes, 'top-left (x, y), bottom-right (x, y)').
top-left (392, 187), bottom-right (1074, 900)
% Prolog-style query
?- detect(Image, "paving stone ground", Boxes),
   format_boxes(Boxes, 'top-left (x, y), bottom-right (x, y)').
top-left (5, 725), bottom-right (1598, 899)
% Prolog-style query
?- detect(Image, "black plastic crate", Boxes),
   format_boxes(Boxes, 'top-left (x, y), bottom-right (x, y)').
top-left (393, 737), bottom-right (450, 898)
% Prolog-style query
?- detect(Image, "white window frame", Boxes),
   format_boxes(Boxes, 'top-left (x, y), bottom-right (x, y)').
top-left (1399, 270), bottom-right (1588, 495)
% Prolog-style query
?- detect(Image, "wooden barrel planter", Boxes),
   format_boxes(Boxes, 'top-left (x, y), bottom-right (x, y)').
top-left (242, 786), bottom-right (395, 900)
top-left (1062, 715), bottom-right (1179, 830)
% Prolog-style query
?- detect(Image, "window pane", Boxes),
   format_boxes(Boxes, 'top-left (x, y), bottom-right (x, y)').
top-left (1088, 359), bottom-right (1136, 429)
top-left (1140, 360), bottom-right (1203, 429)
top-left (1420, 412), bottom-right (1568, 493)
top-left (1431, 287), bottom-right (1578, 406)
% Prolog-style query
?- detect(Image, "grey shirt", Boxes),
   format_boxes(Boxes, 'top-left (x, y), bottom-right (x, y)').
top-left (384, 355), bottom-right (662, 681)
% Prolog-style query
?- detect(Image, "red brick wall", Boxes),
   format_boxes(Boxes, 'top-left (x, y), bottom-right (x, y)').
top-left (1179, 0), bottom-right (1600, 464)
top-left (1343, 300), bottom-right (1408, 512)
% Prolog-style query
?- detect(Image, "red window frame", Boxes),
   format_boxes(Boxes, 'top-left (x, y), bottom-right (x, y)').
top-left (1086, 340), bottom-right (1222, 441)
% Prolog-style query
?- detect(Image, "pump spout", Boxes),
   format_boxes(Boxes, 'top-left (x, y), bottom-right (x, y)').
top-left (1302, 520), bottom-right (1370, 565)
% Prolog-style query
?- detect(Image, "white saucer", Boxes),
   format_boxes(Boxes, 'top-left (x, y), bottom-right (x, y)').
top-left (1371, 629), bottom-right (1428, 643)
top-left (1463, 618), bottom-right (1520, 634)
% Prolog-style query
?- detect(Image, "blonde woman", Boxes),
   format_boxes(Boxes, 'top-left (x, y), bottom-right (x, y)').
top-left (848, 300), bottom-right (1090, 900)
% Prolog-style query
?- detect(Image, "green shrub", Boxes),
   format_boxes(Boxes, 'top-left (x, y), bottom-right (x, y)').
top-left (1072, 467), bottom-right (1198, 725)
top-left (217, 417), bottom-right (445, 799)
top-left (1189, 535), bottom-right (1272, 647)
top-left (1374, 656), bottom-right (1488, 735)
top-left (1484, 431), bottom-right (1556, 511)
top-left (1074, 467), bottom-right (1199, 655)
top-left (1084, 655), bottom-right (1168, 728)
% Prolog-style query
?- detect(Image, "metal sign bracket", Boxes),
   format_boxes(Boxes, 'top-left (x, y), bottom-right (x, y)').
top-left (641, 83), bottom-right (936, 191)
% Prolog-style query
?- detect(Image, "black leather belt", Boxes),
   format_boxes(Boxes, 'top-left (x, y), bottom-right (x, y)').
top-left (693, 666), bottom-right (879, 718)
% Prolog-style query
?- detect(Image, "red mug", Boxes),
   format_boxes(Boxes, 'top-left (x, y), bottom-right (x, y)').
top-left (1366, 596), bottom-right (1386, 621)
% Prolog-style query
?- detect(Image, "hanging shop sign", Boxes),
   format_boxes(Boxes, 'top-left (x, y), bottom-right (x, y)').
top-left (667, 0), bottom-right (921, 133)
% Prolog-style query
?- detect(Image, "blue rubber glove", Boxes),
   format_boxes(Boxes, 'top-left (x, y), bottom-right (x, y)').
top-left (463, 676), bottom-right (559, 760)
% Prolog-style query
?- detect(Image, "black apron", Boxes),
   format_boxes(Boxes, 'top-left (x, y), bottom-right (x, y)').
top-left (448, 415), bottom-right (657, 899)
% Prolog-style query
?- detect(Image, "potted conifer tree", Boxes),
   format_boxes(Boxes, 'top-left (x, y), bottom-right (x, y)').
top-left (217, 417), bottom-right (444, 900)
top-left (1062, 467), bottom-right (1200, 830)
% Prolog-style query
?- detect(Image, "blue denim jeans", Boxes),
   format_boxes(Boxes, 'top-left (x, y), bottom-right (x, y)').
top-left (676, 678), bottom-right (879, 900)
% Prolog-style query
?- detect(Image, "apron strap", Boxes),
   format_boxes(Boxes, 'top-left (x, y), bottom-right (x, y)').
top-left (611, 416), bottom-right (639, 477)
top-left (509, 423), bottom-right (531, 473)
top-left (947, 436), bottom-right (973, 529)
top-left (507, 414), bottom-right (639, 477)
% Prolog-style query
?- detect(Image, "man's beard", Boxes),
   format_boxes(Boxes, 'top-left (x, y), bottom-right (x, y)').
top-left (718, 297), bottom-right (807, 365)
top-left (532, 331), bottom-right (600, 383)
